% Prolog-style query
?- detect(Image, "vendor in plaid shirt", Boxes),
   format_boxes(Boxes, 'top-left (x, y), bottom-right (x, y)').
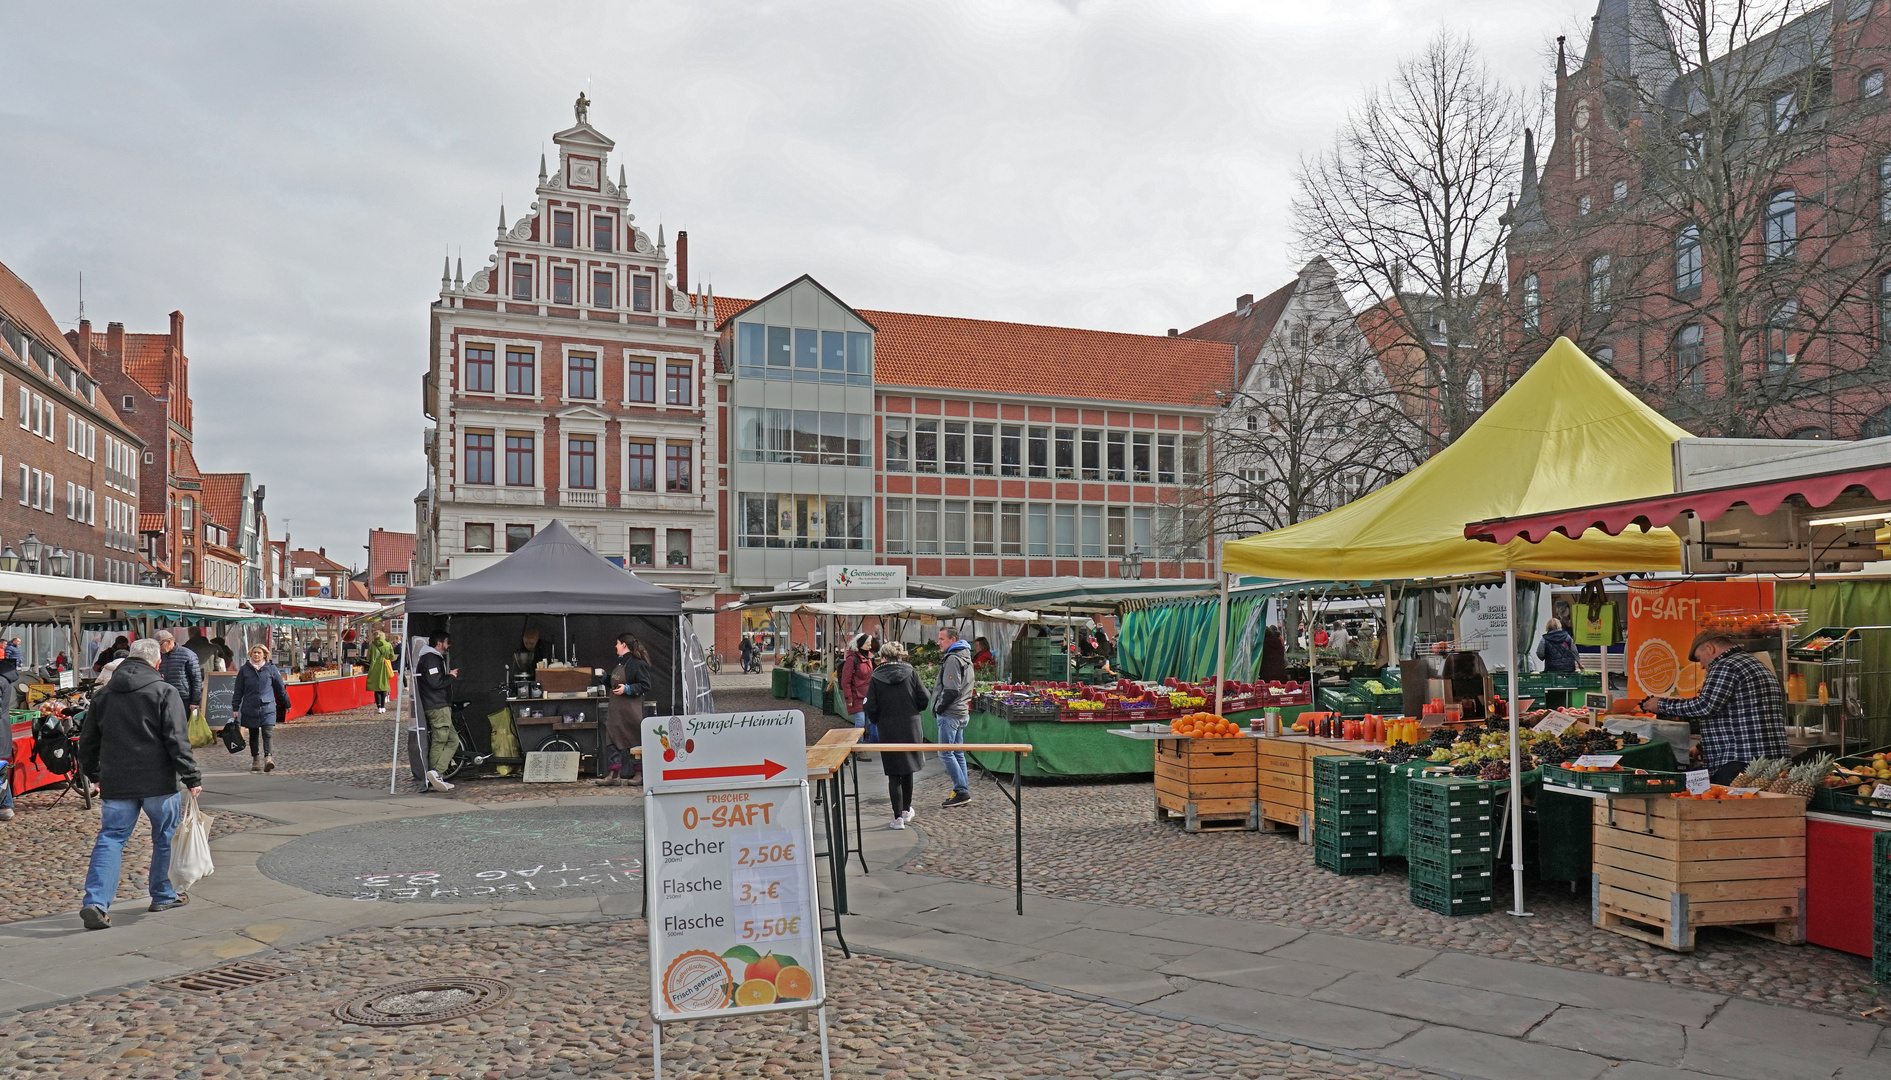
top-left (1638, 630), bottom-right (1787, 785)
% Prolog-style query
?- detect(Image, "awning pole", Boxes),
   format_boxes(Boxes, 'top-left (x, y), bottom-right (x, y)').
top-left (1212, 555), bottom-right (1230, 716)
top-left (1504, 569), bottom-right (1530, 918)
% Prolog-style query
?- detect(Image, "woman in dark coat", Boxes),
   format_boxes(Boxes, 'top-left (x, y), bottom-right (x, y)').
top-left (604, 634), bottom-right (651, 785)
top-left (1258, 625), bottom-right (1290, 681)
top-left (863, 641), bottom-right (927, 829)
top-left (232, 643), bottom-right (291, 773)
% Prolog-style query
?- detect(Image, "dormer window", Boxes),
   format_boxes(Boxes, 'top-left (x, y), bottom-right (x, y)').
top-left (553, 210), bottom-right (575, 248)
top-left (593, 216), bottom-right (614, 251)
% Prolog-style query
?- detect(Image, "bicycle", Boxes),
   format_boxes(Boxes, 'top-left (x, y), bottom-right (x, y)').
top-left (27, 709), bottom-right (91, 809)
top-left (439, 699), bottom-right (493, 782)
top-left (704, 647), bottom-right (723, 675)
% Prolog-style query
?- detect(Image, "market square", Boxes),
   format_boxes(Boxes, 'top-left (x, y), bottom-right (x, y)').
top-left (10, 1), bottom-right (1891, 1077)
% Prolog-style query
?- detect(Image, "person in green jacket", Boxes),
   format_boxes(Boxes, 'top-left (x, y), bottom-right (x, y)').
top-left (365, 631), bottom-right (395, 713)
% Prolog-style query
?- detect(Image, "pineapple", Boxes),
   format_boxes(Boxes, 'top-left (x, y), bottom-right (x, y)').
top-left (1781, 754), bottom-right (1835, 799)
top-left (1733, 756), bottom-right (1785, 790)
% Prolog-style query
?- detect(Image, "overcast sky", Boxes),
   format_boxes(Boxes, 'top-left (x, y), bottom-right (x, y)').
top-left (0, 0), bottom-right (1595, 566)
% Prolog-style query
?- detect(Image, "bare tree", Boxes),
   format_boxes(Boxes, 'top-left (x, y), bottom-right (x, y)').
top-left (1295, 33), bottom-right (1529, 449)
top-left (1516, 0), bottom-right (1891, 439)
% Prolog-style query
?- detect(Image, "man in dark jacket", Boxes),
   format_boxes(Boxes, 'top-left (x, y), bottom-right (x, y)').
top-left (155, 630), bottom-right (204, 714)
top-left (184, 627), bottom-right (218, 671)
top-left (413, 632), bottom-right (458, 792)
top-left (77, 638), bottom-right (200, 930)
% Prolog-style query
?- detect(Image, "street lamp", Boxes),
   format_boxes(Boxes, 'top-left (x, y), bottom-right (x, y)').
top-left (48, 547), bottom-right (71, 577)
top-left (1118, 550), bottom-right (1144, 581)
top-left (0, 547), bottom-right (18, 574)
top-left (20, 532), bottom-right (42, 575)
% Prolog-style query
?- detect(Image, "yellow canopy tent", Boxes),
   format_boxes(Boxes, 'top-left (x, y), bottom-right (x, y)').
top-left (1222, 337), bottom-right (1688, 579)
top-left (1213, 338), bottom-right (1690, 918)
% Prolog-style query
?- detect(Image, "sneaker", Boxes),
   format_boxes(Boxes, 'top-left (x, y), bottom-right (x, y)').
top-left (80, 905), bottom-right (110, 930)
top-left (942, 792), bottom-right (972, 808)
top-left (598, 773), bottom-right (621, 787)
top-left (149, 893), bottom-right (189, 913)
top-left (263, 757), bottom-right (276, 773)
top-left (250, 759), bottom-right (261, 773)
top-left (887, 818), bottom-right (906, 830)
top-left (900, 808), bottom-right (915, 823)
top-left (0, 807), bottom-right (14, 821)
top-left (426, 770), bottom-right (455, 793)
top-left (377, 707), bottom-right (386, 714)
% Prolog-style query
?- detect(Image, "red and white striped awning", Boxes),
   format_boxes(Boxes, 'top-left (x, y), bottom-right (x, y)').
top-left (1464, 463), bottom-right (1891, 545)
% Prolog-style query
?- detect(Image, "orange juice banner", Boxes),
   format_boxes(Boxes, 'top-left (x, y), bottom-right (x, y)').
top-left (1626, 581), bottom-right (1775, 699)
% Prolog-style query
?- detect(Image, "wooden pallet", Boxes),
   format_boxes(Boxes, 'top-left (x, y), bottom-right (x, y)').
top-left (1154, 737), bottom-right (1257, 832)
top-left (1590, 793), bottom-right (1807, 952)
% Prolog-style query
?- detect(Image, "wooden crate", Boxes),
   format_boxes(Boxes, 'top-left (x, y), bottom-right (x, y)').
top-left (1591, 793), bottom-right (1807, 952)
top-left (1154, 737), bottom-right (1258, 832)
top-left (1253, 736), bottom-right (1379, 841)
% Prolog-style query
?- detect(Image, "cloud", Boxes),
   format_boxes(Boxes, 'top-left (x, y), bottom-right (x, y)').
top-left (0, 0), bottom-right (1589, 563)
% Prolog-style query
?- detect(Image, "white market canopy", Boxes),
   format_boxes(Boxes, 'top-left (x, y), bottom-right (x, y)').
top-left (0, 571), bottom-right (248, 624)
top-left (944, 577), bottom-right (1221, 614)
top-left (770, 598), bottom-right (958, 618)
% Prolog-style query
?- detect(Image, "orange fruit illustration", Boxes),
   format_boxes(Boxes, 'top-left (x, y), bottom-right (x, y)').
top-left (734, 978), bottom-right (778, 1007)
top-left (744, 954), bottom-right (784, 983)
top-left (774, 965), bottom-right (814, 1001)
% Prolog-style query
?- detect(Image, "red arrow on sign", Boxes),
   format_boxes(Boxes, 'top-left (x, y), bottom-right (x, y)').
top-left (662, 759), bottom-right (789, 782)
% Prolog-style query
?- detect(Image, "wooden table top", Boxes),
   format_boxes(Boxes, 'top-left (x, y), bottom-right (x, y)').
top-left (855, 743), bottom-right (1034, 753)
top-left (805, 744), bottom-right (853, 777)
top-left (816, 727), bottom-right (864, 747)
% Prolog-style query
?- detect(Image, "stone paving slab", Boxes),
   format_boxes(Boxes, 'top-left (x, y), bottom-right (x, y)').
top-left (991, 950), bottom-right (1180, 1004)
top-left (1528, 1005), bottom-right (1687, 1064)
top-left (1409, 950), bottom-right (1726, 1027)
top-left (1146, 982), bottom-right (1426, 1050)
top-left (1702, 997), bottom-right (1885, 1056)
top-left (1382, 1025), bottom-right (1612, 1080)
top-left (1158, 946), bottom-right (1353, 996)
top-left (1267, 931), bottom-right (1440, 975)
top-left (1029, 926), bottom-right (1209, 969)
top-left (1310, 971), bottom-right (1559, 1037)
top-left (863, 927), bottom-right (1047, 970)
top-left (1128, 910), bottom-right (1309, 953)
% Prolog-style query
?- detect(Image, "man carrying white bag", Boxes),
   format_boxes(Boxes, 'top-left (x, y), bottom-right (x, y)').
top-left (76, 637), bottom-right (206, 930)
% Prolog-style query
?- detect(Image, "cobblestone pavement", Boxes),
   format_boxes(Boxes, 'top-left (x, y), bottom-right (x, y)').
top-left (899, 771), bottom-right (1886, 1022)
top-left (0, 786), bottom-right (270, 924)
top-left (4, 919), bottom-right (1451, 1080)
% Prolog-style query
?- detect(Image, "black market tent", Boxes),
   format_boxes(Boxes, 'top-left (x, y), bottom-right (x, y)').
top-left (405, 520), bottom-right (683, 617)
top-left (398, 522), bottom-right (699, 779)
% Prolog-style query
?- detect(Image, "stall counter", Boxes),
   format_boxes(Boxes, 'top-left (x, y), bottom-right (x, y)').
top-left (1805, 812), bottom-right (1886, 957)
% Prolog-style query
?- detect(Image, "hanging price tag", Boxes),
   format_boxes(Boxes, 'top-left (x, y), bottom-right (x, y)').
top-left (1685, 769), bottom-right (1711, 795)
top-left (1873, 784), bottom-right (1891, 800)
top-left (1573, 754), bottom-right (1622, 769)
top-left (1533, 714), bottom-right (1576, 736)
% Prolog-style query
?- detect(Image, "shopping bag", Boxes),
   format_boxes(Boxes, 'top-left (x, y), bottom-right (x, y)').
top-left (187, 709), bottom-right (214, 749)
top-left (218, 720), bottom-right (247, 754)
top-left (172, 790), bottom-right (214, 891)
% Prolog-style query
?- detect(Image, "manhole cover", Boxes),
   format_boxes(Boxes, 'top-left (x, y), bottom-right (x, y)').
top-left (333, 977), bottom-right (512, 1027)
top-left (156, 962), bottom-right (295, 995)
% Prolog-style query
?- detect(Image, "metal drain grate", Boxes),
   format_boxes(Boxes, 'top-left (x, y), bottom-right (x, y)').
top-left (156, 962), bottom-right (296, 995)
top-left (333, 977), bottom-right (512, 1027)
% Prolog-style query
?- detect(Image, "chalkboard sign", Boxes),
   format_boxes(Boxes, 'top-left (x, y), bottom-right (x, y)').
top-left (205, 672), bottom-right (236, 728)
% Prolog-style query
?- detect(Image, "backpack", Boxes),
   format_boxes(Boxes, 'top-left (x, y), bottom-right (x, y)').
top-left (31, 712), bottom-right (76, 776)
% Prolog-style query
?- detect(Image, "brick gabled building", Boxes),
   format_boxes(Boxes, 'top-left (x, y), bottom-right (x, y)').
top-left (286, 547), bottom-right (351, 599)
top-left (421, 101), bottom-right (718, 594)
top-left (1504, 0), bottom-right (1891, 440)
top-left (0, 262), bottom-right (144, 583)
top-left (366, 527), bottom-right (414, 600)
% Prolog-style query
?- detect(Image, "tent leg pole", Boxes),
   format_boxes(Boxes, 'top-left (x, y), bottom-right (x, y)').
top-left (1212, 558), bottom-right (1230, 715)
top-left (1504, 569), bottom-right (1530, 918)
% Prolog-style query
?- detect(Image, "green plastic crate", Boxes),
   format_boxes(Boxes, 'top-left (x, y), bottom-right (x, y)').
top-left (1315, 839), bottom-right (1381, 875)
top-left (1409, 875), bottom-right (1494, 916)
top-left (1408, 856), bottom-right (1494, 889)
top-left (1408, 836), bottom-right (1495, 870)
top-left (1313, 755), bottom-right (1382, 782)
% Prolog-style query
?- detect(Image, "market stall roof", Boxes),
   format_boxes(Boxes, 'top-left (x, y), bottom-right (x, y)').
top-left (943, 576), bottom-right (1221, 614)
top-left (771, 598), bottom-right (958, 617)
top-left (1465, 451), bottom-right (1891, 544)
top-left (250, 597), bottom-right (385, 616)
top-left (1222, 338), bottom-right (1688, 580)
top-left (404, 519), bottom-right (682, 616)
top-left (721, 578), bottom-right (958, 610)
top-left (0, 573), bottom-right (248, 623)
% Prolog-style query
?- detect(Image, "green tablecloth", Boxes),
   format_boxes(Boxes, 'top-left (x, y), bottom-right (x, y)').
top-left (771, 667), bottom-right (790, 698)
top-left (921, 710), bottom-right (1154, 779)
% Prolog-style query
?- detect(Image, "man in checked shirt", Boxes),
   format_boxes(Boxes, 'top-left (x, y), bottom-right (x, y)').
top-left (1636, 630), bottom-right (1788, 785)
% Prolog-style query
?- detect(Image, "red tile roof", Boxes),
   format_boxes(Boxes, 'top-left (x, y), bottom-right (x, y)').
top-left (716, 286), bottom-right (1235, 408)
top-left (348, 580), bottom-right (374, 603)
top-left (138, 512), bottom-right (165, 534)
top-left (89, 331), bottom-right (173, 398)
top-left (0, 261), bottom-right (85, 371)
top-left (199, 473), bottom-right (247, 532)
top-left (367, 528), bottom-right (415, 596)
top-left (289, 548), bottom-right (351, 574)
top-left (1180, 279), bottom-right (1298, 387)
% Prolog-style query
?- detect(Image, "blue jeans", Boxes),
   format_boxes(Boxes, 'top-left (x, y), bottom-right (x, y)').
top-left (83, 792), bottom-right (181, 911)
top-left (851, 711), bottom-right (879, 743)
top-left (936, 713), bottom-right (969, 795)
